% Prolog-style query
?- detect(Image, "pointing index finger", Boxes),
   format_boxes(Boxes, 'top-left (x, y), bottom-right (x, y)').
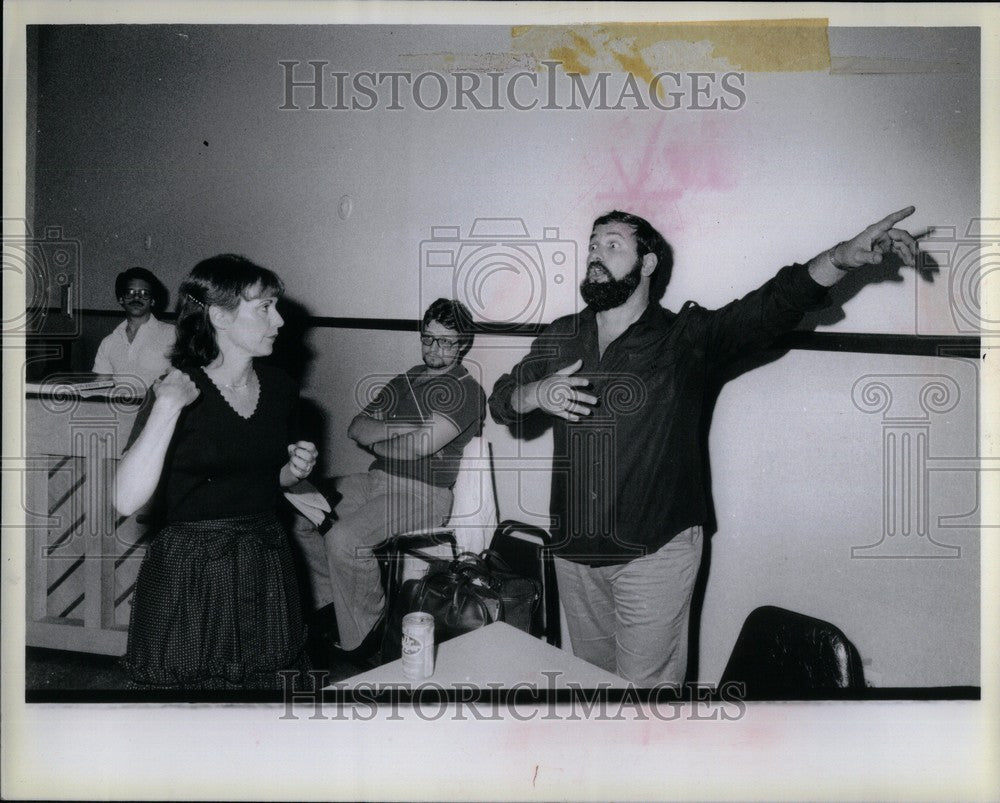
top-left (871, 205), bottom-right (916, 233)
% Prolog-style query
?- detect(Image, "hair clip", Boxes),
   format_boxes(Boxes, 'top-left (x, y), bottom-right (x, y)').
top-left (186, 293), bottom-right (206, 308)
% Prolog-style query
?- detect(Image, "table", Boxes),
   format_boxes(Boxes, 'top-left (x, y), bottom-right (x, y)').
top-left (334, 621), bottom-right (629, 689)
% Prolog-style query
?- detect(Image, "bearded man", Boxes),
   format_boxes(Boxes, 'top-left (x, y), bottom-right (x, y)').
top-left (488, 207), bottom-right (918, 686)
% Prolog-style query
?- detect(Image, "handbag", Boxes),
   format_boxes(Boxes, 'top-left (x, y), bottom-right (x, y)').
top-left (382, 547), bottom-right (541, 661)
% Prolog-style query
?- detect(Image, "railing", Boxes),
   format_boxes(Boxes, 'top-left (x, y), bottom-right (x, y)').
top-left (24, 385), bottom-right (147, 655)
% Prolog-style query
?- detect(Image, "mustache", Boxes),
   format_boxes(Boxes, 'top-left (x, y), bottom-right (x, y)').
top-left (587, 260), bottom-right (611, 276)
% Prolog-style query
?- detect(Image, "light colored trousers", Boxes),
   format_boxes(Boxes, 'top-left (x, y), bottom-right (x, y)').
top-left (553, 525), bottom-right (703, 687)
top-left (291, 469), bottom-right (452, 651)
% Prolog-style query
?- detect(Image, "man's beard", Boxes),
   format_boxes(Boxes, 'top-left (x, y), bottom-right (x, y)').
top-left (579, 257), bottom-right (643, 312)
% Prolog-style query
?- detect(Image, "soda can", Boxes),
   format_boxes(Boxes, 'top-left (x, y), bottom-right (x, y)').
top-left (401, 612), bottom-right (435, 681)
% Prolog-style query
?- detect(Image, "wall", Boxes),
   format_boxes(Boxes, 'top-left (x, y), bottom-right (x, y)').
top-left (28, 23), bottom-right (982, 686)
top-left (31, 25), bottom-right (978, 333)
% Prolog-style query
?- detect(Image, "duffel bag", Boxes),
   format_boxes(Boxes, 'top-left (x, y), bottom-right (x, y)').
top-left (381, 548), bottom-right (540, 661)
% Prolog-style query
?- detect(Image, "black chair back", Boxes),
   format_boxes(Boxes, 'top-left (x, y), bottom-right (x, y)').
top-left (489, 520), bottom-right (560, 648)
top-left (720, 605), bottom-right (865, 699)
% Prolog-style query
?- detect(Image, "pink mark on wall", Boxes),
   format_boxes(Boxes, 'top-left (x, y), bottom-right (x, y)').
top-left (584, 117), bottom-right (740, 234)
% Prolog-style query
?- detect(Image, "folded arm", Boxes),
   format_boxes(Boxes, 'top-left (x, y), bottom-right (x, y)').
top-left (348, 412), bottom-right (421, 447)
top-left (367, 412), bottom-right (463, 461)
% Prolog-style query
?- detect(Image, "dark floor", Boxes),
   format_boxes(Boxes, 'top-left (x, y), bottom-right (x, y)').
top-left (25, 647), bottom-right (129, 691)
top-left (25, 646), bottom-right (369, 693)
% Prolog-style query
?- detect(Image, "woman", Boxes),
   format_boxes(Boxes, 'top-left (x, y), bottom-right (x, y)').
top-left (115, 254), bottom-right (319, 690)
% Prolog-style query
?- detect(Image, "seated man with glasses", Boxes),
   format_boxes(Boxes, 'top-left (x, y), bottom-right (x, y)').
top-left (292, 298), bottom-right (485, 665)
top-left (93, 266), bottom-right (175, 388)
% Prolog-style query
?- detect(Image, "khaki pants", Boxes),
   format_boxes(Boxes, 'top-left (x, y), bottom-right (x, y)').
top-left (291, 469), bottom-right (452, 651)
top-left (553, 525), bottom-right (703, 686)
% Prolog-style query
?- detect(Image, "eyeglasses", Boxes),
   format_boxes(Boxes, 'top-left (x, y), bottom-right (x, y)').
top-left (420, 334), bottom-right (461, 350)
top-left (122, 289), bottom-right (152, 300)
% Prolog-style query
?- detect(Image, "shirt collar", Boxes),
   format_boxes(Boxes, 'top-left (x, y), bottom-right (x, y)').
top-left (635, 300), bottom-right (673, 331)
top-left (116, 315), bottom-right (162, 334)
top-left (580, 301), bottom-right (673, 335)
top-left (409, 361), bottom-right (469, 380)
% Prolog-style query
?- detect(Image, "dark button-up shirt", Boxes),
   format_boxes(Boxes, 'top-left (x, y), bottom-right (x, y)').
top-left (489, 263), bottom-right (828, 566)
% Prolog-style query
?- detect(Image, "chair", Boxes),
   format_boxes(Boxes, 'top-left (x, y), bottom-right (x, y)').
top-left (719, 605), bottom-right (865, 699)
top-left (376, 435), bottom-right (494, 624)
top-left (378, 434), bottom-right (495, 583)
top-left (487, 520), bottom-right (560, 648)
top-left (379, 440), bottom-right (560, 647)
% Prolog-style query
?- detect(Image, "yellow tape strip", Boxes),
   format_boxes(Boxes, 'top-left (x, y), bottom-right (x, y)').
top-left (511, 19), bottom-right (831, 74)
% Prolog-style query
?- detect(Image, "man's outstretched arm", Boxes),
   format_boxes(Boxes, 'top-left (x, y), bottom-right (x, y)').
top-left (705, 206), bottom-right (919, 363)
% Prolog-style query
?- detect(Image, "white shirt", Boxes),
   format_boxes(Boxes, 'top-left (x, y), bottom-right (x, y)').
top-left (92, 315), bottom-right (176, 387)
